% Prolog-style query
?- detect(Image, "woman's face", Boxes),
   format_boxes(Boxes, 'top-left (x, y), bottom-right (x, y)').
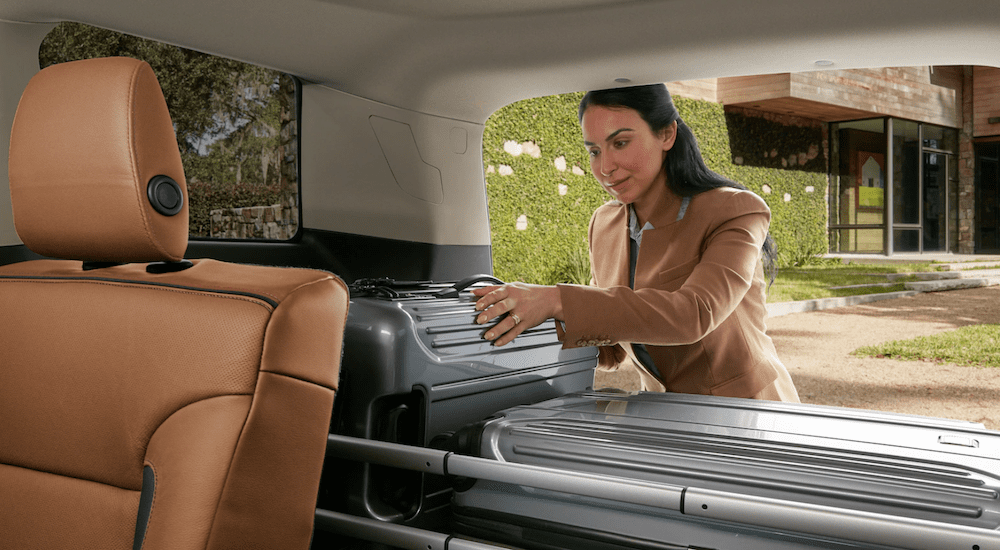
top-left (581, 105), bottom-right (676, 206)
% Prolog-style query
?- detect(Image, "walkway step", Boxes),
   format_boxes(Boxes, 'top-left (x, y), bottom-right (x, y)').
top-left (904, 277), bottom-right (999, 292)
top-left (767, 290), bottom-right (920, 318)
top-left (884, 269), bottom-right (1000, 282)
top-left (955, 268), bottom-right (1000, 279)
top-left (826, 282), bottom-right (901, 290)
top-left (934, 260), bottom-right (1000, 271)
top-left (768, 266), bottom-right (1000, 319)
top-left (885, 271), bottom-right (958, 281)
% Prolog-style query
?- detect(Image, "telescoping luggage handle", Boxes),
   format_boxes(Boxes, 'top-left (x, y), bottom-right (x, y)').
top-left (323, 434), bottom-right (1000, 550)
top-left (433, 274), bottom-right (504, 299)
top-left (348, 274), bottom-right (504, 299)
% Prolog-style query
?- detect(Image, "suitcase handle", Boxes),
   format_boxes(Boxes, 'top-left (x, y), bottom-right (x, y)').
top-left (434, 274), bottom-right (505, 299)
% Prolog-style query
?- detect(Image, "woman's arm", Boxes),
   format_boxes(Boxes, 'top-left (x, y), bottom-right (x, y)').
top-left (560, 190), bottom-right (770, 347)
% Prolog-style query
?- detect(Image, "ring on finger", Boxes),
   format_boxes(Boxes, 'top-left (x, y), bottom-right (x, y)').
top-left (510, 313), bottom-right (521, 325)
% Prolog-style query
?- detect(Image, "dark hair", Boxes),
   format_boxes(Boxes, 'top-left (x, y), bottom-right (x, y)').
top-left (579, 83), bottom-right (777, 285)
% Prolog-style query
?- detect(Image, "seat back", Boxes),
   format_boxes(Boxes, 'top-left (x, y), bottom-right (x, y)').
top-left (0, 57), bottom-right (348, 550)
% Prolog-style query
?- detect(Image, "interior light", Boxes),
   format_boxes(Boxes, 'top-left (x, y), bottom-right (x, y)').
top-left (614, 77), bottom-right (632, 83)
top-left (814, 60), bottom-right (834, 67)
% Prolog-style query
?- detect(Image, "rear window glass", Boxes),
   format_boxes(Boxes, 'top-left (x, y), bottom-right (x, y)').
top-left (39, 22), bottom-right (299, 240)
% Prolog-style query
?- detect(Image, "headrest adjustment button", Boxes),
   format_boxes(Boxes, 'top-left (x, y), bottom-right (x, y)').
top-left (147, 175), bottom-right (184, 216)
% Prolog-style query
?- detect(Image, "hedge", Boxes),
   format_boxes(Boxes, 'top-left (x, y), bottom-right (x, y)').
top-left (186, 179), bottom-right (283, 237)
top-left (483, 93), bottom-right (828, 284)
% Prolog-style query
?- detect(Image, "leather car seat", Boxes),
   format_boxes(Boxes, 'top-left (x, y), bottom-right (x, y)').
top-left (0, 57), bottom-right (348, 549)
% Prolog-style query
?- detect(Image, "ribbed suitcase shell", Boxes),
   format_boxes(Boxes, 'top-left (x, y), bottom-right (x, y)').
top-left (453, 391), bottom-right (1000, 550)
top-left (321, 281), bottom-right (597, 525)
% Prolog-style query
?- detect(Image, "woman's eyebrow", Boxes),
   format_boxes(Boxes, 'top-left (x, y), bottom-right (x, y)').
top-left (584, 127), bottom-right (634, 147)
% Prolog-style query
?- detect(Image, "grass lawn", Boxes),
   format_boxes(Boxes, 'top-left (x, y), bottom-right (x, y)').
top-left (852, 325), bottom-right (1000, 367)
top-left (767, 261), bottom-right (935, 303)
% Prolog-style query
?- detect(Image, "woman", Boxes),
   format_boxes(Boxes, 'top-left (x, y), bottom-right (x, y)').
top-left (474, 83), bottom-right (798, 401)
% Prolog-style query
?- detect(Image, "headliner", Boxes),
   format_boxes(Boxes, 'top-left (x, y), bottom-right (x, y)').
top-left (0, 0), bottom-right (997, 122)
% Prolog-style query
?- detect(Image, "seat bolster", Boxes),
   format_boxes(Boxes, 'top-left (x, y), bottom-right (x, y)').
top-left (204, 269), bottom-right (346, 549)
top-left (259, 274), bottom-right (349, 390)
top-left (140, 395), bottom-right (253, 550)
top-left (206, 373), bottom-right (335, 550)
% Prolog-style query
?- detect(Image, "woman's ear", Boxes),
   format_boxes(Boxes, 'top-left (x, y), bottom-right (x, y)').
top-left (660, 120), bottom-right (678, 152)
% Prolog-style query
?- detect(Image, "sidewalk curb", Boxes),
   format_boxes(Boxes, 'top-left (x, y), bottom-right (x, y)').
top-left (767, 290), bottom-right (921, 318)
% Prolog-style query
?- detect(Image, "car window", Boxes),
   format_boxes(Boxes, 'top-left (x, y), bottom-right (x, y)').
top-left (39, 22), bottom-right (299, 240)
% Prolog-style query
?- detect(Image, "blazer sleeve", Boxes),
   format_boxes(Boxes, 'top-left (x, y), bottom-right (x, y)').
top-left (555, 206), bottom-right (632, 371)
top-left (558, 190), bottom-right (770, 348)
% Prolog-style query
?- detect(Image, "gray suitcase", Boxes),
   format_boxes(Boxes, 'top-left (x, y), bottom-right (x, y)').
top-left (450, 391), bottom-right (1000, 550)
top-left (317, 276), bottom-right (597, 529)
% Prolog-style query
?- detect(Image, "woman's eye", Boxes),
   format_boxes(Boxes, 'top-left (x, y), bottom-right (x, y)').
top-left (614, 140), bottom-right (628, 148)
top-left (588, 149), bottom-right (599, 157)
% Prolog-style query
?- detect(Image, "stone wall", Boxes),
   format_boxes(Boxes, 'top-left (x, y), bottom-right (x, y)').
top-left (959, 65), bottom-right (976, 253)
top-left (210, 195), bottom-right (298, 240)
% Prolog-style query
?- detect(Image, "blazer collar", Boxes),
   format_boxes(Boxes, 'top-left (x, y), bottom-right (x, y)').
top-left (641, 185), bottom-right (687, 229)
top-left (597, 186), bottom-right (690, 289)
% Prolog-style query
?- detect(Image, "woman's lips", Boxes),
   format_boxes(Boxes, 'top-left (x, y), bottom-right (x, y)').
top-left (605, 178), bottom-right (627, 192)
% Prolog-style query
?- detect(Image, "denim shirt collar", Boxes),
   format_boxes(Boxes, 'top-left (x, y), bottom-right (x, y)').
top-left (628, 205), bottom-right (655, 247)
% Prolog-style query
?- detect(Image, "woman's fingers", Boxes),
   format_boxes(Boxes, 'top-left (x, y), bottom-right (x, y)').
top-left (470, 285), bottom-right (500, 299)
top-left (483, 312), bottom-right (526, 347)
top-left (474, 286), bottom-right (514, 324)
top-left (471, 282), bottom-right (558, 346)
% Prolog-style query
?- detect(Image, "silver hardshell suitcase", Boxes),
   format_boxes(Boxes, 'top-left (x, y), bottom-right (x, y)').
top-left (450, 391), bottom-right (1000, 550)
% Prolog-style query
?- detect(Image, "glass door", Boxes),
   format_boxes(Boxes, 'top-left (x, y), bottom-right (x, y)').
top-left (977, 143), bottom-right (1000, 253)
top-left (922, 152), bottom-right (950, 252)
top-left (892, 120), bottom-right (920, 252)
top-left (891, 122), bottom-right (957, 253)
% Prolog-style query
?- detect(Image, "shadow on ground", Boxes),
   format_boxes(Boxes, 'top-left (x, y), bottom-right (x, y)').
top-left (815, 286), bottom-right (1000, 327)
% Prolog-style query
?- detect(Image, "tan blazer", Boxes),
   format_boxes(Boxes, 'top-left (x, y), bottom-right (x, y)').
top-left (558, 186), bottom-right (796, 399)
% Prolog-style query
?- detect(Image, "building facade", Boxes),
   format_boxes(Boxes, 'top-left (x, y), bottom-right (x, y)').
top-left (670, 66), bottom-right (1000, 255)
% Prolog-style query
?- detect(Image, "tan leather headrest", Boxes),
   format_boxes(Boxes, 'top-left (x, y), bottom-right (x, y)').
top-left (9, 57), bottom-right (188, 262)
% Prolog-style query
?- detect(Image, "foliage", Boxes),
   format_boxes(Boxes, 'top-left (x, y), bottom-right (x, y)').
top-left (784, 260), bottom-right (938, 273)
top-left (39, 22), bottom-right (293, 237)
top-left (852, 325), bottom-right (1000, 367)
top-left (676, 98), bottom-right (828, 268)
top-left (484, 92), bottom-right (609, 284)
top-left (767, 274), bottom-right (907, 303)
top-left (766, 261), bottom-right (946, 302)
top-left (484, 92), bottom-right (831, 285)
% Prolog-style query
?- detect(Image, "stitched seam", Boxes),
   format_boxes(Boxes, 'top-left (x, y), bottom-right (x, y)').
top-left (0, 271), bottom-right (288, 306)
top-left (0, 462), bottom-right (138, 492)
top-left (126, 62), bottom-right (164, 258)
top-left (0, 277), bottom-right (274, 311)
top-left (260, 369), bottom-right (336, 391)
top-left (285, 273), bottom-right (335, 295)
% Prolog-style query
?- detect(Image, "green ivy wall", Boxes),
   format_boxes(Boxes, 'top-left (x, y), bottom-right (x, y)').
top-left (483, 93), bottom-right (829, 285)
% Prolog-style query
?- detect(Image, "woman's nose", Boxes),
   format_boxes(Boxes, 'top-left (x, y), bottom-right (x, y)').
top-left (600, 152), bottom-right (616, 177)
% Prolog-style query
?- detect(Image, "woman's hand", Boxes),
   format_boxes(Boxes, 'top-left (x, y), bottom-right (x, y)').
top-left (472, 283), bottom-right (563, 347)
